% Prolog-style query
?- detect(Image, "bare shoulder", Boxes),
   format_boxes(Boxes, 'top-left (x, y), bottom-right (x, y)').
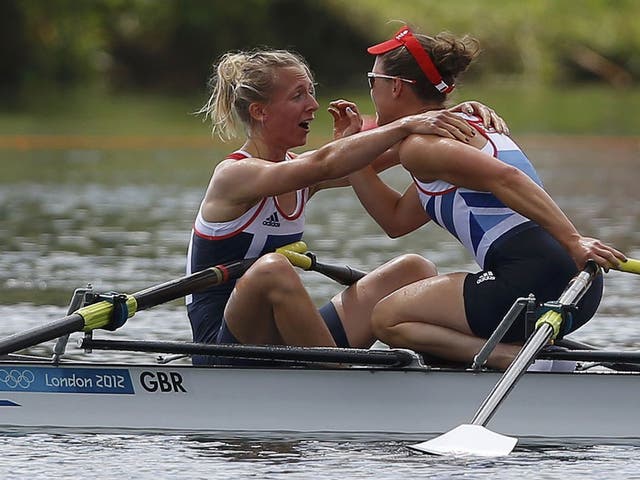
top-left (209, 159), bottom-right (237, 193)
top-left (401, 133), bottom-right (483, 159)
top-left (201, 158), bottom-right (266, 220)
top-left (400, 133), bottom-right (449, 151)
top-left (208, 157), bottom-right (265, 200)
top-left (399, 134), bottom-right (453, 165)
top-left (213, 155), bottom-right (268, 181)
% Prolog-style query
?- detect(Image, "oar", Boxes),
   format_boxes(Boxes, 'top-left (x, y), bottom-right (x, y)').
top-left (614, 257), bottom-right (640, 275)
top-left (276, 246), bottom-right (367, 285)
top-left (0, 242), bottom-right (365, 356)
top-left (409, 260), bottom-right (600, 457)
top-left (0, 258), bottom-right (263, 357)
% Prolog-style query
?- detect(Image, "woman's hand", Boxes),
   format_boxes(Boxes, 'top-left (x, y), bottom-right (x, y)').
top-left (449, 101), bottom-right (510, 135)
top-left (330, 99), bottom-right (509, 143)
top-left (568, 235), bottom-right (627, 272)
top-left (328, 99), bottom-right (363, 139)
top-left (400, 110), bottom-right (478, 141)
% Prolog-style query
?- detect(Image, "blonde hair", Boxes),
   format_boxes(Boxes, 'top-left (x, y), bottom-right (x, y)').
top-left (197, 49), bottom-right (314, 141)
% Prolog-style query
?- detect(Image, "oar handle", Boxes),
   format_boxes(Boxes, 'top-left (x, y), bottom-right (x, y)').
top-left (535, 260), bottom-right (599, 338)
top-left (276, 244), bottom-right (367, 286)
top-left (614, 258), bottom-right (640, 275)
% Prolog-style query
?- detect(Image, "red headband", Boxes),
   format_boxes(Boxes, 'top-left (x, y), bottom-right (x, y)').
top-left (367, 26), bottom-right (455, 94)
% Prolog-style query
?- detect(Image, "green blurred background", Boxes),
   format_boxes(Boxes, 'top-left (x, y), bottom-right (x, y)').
top-left (1, 0), bottom-right (639, 142)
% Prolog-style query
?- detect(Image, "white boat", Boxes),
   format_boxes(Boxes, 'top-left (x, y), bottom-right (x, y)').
top-left (1, 249), bottom-right (639, 450)
top-left (2, 338), bottom-right (640, 444)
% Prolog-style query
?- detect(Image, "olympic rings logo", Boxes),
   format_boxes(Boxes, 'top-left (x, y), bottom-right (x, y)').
top-left (0, 369), bottom-right (36, 389)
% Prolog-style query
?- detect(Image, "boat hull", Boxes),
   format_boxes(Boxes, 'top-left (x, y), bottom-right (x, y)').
top-left (1, 361), bottom-right (638, 442)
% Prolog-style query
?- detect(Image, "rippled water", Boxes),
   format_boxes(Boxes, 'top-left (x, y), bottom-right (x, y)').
top-left (1, 138), bottom-right (639, 478)
top-left (3, 433), bottom-right (640, 479)
top-left (2, 434), bottom-right (640, 480)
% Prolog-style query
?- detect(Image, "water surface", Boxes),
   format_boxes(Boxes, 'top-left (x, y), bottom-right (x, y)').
top-left (0, 136), bottom-right (639, 478)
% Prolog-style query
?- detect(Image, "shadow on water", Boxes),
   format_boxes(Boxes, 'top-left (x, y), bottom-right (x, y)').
top-left (183, 435), bottom-right (306, 463)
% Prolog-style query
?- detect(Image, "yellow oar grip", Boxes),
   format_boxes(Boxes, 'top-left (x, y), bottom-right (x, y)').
top-left (615, 258), bottom-right (640, 275)
top-left (276, 242), bottom-right (312, 270)
top-left (276, 241), bottom-right (308, 255)
top-left (79, 296), bottom-right (138, 332)
top-left (535, 310), bottom-right (563, 339)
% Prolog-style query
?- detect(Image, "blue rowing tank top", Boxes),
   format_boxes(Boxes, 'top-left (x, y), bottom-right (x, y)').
top-left (412, 115), bottom-right (543, 268)
top-left (186, 150), bottom-right (308, 307)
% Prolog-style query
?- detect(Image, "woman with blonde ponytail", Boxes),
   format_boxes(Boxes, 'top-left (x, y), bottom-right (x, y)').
top-left (186, 46), bottom-right (506, 364)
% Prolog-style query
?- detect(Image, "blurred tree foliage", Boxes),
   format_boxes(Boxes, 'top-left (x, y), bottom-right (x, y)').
top-left (331, 0), bottom-right (640, 87)
top-left (1, 0), bottom-right (638, 102)
top-left (0, 0), bottom-right (373, 100)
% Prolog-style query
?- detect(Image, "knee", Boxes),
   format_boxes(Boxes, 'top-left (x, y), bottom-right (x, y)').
top-left (401, 253), bottom-right (437, 276)
top-left (383, 254), bottom-right (437, 284)
top-left (246, 253), bottom-right (302, 294)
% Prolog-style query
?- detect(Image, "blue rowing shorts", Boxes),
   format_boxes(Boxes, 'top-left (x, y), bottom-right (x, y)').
top-left (464, 225), bottom-right (603, 343)
top-left (191, 301), bottom-right (350, 365)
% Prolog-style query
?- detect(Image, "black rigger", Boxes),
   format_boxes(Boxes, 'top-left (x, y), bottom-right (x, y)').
top-left (81, 338), bottom-right (417, 367)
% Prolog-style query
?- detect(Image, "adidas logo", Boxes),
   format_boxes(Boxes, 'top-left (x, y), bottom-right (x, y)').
top-left (262, 211), bottom-right (281, 227)
top-left (476, 271), bottom-right (496, 285)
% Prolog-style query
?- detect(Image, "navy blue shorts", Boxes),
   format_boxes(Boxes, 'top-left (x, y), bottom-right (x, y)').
top-left (187, 299), bottom-right (225, 345)
top-left (464, 225), bottom-right (603, 343)
top-left (191, 301), bottom-right (350, 365)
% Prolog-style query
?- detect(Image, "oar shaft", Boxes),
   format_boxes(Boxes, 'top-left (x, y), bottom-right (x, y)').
top-left (0, 314), bottom-right (84, 357)
top-left (133, 244), bottom-right (309, 310)
top-left (0, 258), bottom-right (258, 356)
top-left (133, 258), bottom-right (255, 310)
top-left (470, 261), bottom-right (599, 427)
top-left (311, 261), bottom-right (366, 286)
top-left (472, 322), bottom-right (554, 426)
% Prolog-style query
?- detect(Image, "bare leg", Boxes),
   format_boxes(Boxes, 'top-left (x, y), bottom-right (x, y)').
top-left (371, 272), bottom-right (521, 369)
top-left (333, 254), bottom-right (437, 348)
top-left (224, 254), bottom-right (336, 346)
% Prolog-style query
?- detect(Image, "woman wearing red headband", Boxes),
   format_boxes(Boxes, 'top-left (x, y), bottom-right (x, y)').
top-left (338, 26), bottom-right (625, 369)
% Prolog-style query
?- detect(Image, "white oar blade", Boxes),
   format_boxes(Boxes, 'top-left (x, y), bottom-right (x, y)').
top-left (409, 424), bottom-right (517, 457)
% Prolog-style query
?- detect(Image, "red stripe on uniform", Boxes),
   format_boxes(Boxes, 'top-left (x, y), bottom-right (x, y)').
top-left (412, 174), bottom-right (458, 196)
top-left (194, 197), bottom-right (268, 240)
